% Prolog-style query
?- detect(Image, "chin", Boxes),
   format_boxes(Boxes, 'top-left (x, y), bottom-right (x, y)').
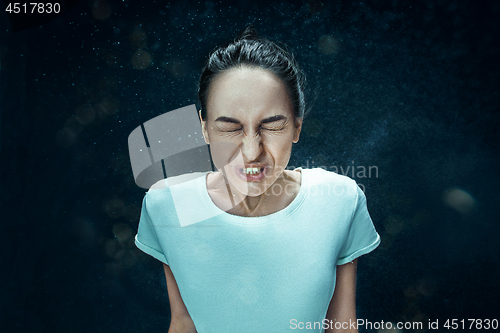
top-left (245, 185), bottom-right (269, 197)
top-left (234, 179), bottom-right (268, 196)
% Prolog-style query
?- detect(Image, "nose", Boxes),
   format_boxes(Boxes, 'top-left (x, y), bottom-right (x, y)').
top-left (240, 134), bottom-right (262, 161)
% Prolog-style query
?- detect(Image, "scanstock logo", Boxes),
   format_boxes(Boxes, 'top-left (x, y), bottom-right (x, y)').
top-left (127, 104), bottom-right (248, 227)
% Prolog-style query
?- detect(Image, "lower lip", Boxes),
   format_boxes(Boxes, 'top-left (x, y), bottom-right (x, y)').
top-left (235, 166), bottom-right (268, 182)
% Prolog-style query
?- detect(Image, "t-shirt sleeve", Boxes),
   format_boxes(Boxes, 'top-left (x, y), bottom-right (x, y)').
top-left (134, 192), bottom-right (169, 265)
top-left (337, 184), bottom-right (381, 265)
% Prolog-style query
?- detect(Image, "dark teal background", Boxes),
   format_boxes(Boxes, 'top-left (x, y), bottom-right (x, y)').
top-left (1, 0), bottom-right (499, 332)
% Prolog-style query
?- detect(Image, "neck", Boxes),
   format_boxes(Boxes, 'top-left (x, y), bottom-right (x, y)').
top-left (206, 170), bottom-right (300, 217)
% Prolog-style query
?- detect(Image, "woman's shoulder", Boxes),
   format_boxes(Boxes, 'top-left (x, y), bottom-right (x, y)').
top-left (145, 172), bottom-right (207, 206)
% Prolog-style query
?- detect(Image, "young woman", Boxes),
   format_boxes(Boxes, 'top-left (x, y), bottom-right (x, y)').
top-left (134, 25), bottom-right (380, 333)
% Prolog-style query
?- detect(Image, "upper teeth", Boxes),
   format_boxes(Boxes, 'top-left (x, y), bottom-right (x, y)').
top-left (243, 167), bottom-right (261, 175)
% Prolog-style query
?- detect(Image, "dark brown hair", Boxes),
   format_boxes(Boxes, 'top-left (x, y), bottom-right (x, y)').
top-left (197, 25), bottom-right (308, 121)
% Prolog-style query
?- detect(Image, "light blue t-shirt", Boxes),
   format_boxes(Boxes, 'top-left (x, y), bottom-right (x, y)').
top-left (135, 168), bottom-right (380, 332)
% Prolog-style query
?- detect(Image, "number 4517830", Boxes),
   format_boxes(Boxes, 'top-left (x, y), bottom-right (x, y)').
top-left (5, 3), bottom-right (61, 14)
top-left (444, 319), bottom-right (498, 330)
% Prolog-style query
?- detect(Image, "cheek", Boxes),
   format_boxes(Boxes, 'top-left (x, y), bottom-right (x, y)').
top-left (265, 136), bottom-right (294, 158)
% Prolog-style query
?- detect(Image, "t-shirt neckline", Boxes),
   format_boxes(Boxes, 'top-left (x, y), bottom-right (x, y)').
top-left (198, 167), bottom-right (308, 225)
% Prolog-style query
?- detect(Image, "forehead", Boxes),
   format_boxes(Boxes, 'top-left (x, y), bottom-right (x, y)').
top-left (206, 66), bottom-right (293, 120)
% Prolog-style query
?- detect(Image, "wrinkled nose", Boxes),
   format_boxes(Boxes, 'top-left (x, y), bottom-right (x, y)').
top-left (240, 135), bottom-right (262, 161)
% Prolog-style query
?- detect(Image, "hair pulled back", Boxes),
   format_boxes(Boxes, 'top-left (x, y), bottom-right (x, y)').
top-left (197, 25), bottom-right (307, 121)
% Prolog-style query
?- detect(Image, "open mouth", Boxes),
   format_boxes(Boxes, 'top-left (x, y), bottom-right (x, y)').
top-left (240, 167), bottom-right (264, 175)
top-left (234, 166), bottom-right (267, 181)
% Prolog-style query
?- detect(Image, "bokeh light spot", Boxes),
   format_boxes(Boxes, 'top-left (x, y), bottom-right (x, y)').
top-left (92, 0), bottom-right (112, 21)
top-left (384, 215), bottom-right (405, 235)
top-left (443, 187), bottom-right (476, 214)
top-left (129, 27), bottom-right (147, 48)
top-left (302, 117), bottom-right (323, 137)
top-left (162, 57), bottom-right (189, 78)
top-left (121, 249), bottom-right (137, 267)
top-left (404, 284), bottom-right (419, 300)
top-left (104, 238), bottom-right (120, 258)
top-left (75, 105), bottom-right (96, 125)
top-left (96, 94), bottom-right (120, 116)
top-left (131, 49), bottom-right (152, 70)
top-left (416, 277), bottom-right (437, 297)
top-left (64, 117), bottom-right (84, 135)
top-left (55, 127), bottom-right (77, 148)
top-left (103, 198), bottom-right (125, 219)
top-left (309, 0), bottom-right (325, 15)
top-left (98, 76), bottom-right (118, 92)
top-left (112, 222), bottom-right (133, 243)
top-left (318, 35), bottom-right (340, 55)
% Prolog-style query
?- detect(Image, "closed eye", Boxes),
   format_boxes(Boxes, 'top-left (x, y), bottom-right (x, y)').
top-left (260, 123), bottom-right (286, 131)
top-left (261, 127), bottom-right (282, 131)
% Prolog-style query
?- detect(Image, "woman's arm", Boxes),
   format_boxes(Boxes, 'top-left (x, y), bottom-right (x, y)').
top-left (325, 258), bottom-right (358, 333)
top-left (162, 263), bottom-right (197, 333)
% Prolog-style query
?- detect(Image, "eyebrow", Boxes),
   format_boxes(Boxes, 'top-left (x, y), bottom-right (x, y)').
top-left (214, 115), bottom-right (287, 124)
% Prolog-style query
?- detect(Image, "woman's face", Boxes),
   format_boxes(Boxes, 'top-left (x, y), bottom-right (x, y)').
top-left (200, 66), bottom-right (302, 197)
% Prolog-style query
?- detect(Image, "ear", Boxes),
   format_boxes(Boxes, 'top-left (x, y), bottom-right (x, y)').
top-left (199, 109), bottom-right (210, 144)
top-left (292, 117), bottom-right (303, 143)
